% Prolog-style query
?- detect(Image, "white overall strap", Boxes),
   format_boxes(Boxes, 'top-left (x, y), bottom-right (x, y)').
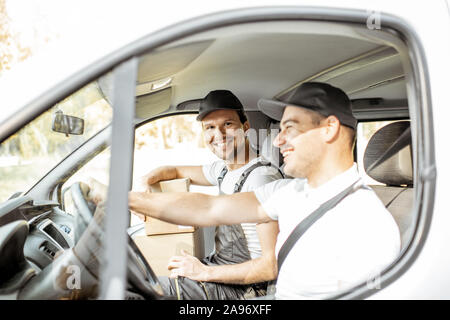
top-left (233, 160), bottom-right (281, 193)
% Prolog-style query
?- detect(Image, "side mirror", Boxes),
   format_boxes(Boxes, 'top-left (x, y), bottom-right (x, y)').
top-left (52, 110), bottom-right (84, 136)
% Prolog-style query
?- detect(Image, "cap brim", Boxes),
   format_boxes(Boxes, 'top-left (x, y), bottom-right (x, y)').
top-left (257, 99), bottom-right (287, 121)
top-left (259, 98), bottom-right (358, 130)
top-left (196, 108), bottom-right (239, 121)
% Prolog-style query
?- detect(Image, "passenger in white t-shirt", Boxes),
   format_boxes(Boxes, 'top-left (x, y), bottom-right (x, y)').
top-left (137, 90), bottom-right (282, 299)
top-left (128, 82), bottom-right (401, 299)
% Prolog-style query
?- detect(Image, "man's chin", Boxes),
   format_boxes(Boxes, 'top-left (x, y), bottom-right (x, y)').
top-left (212, 146), bottom-right (245, 163)
top-left (212, 148), bottom-right (233, 160)
top-left (283, 164), bottom-right (301, 179)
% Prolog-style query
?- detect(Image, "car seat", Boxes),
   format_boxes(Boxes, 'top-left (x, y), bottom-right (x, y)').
top-left (246, 111), bottom-right (283, 168)
top-left (363, 120), bottom-right (413, 250)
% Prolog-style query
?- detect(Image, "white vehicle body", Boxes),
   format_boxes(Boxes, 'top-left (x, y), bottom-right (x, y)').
top-left (0, 0), bottom-right (449, 299)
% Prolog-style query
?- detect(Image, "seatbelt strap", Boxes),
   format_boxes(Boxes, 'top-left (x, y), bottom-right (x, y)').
top-left (277, 179), bottom-right (363, 275)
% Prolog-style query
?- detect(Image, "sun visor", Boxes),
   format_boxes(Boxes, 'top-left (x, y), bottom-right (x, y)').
top-left (138, 40), bottom-right (214, 84)
top-left (135, 87), bottom-right (172, 120)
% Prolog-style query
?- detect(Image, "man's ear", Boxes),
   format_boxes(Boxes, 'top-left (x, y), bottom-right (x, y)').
top-left (323, 115), bottom-right (340, 143)
top-left (243, 121), bottom-right (250, 133)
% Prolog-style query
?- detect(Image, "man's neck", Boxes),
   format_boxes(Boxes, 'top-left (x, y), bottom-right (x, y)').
top-left (307, 157), bottom-right (354, 188)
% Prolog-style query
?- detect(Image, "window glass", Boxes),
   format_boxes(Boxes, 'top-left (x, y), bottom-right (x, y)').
top-left (132, 114), bottom-right (218, 191)
top-left (62, 147), bottom-right (111, 216)
top-left (0, 82), bottom-right (112, 203)
top-left (131, 114), bottom-right (219, 226)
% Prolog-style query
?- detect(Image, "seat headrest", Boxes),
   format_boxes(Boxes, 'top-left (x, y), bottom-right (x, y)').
top-left (247, 121), bottom-right (282, 167)
top-left (261, 122), bottom-right (283, 167)
top-left (363, 121), bottom-right (413, 186)
top-left (248, 129), bottom-right (259, 153)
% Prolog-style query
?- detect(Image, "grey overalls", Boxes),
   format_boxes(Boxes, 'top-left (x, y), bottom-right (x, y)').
top-left (158, 161), bottom-right (281, 300)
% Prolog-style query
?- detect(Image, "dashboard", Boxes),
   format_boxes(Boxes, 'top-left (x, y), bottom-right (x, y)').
top-left (0, 191), bottom-right (163, 300)
top-left (0, 195), bottom-right (77, 271)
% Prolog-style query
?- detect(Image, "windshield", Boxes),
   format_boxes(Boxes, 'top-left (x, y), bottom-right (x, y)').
top-left (0, 81), bottom-right (112, 203)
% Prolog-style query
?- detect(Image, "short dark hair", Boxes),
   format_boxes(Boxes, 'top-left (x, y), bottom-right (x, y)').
top-left (347, 127), bottom-right (357, 151)
top-left (309, 110), bottom-right (326, 126)
top-left (237, 110), bottom-right (248, 124)
top-left (309, 109), bottom-right (356, 150)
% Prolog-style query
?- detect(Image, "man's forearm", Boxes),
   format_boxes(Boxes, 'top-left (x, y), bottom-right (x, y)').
top-left (174, 166), bottom-right (212, 186)
top-left (129, 191), bottom-right (215, 226)
top-left (144, 165), bottom-right (211, 188)
top-left (128, 191), bottom-right (270, 227)
top-left (204, 256), bottom-right (277, 285)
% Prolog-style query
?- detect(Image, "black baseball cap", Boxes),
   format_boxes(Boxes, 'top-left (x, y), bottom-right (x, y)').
top-left (196, 90), bottom-right (245, 121)
top-left (258, 82), bottom-right (357, 130)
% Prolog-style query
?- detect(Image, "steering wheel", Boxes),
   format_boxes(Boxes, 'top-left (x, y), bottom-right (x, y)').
top-left (70, 182), bottom-right (164, 299)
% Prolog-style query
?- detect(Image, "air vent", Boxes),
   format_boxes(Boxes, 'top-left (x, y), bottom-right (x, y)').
top-left (43, 223), bottom-right (69, 248)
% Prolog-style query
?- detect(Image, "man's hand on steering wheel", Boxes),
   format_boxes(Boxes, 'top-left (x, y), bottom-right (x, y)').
top-left (82, 178), bottom-right (108, 205)
top-left (70, 180), bottom-right (164, 299)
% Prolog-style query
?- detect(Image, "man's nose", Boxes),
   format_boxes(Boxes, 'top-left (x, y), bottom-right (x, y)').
top-left (273, 131), bottom-right (285, 148)
top-left (213, 126), bottom-right (227, 139)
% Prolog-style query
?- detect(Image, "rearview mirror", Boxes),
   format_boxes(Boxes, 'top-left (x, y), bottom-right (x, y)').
top-left (52, 110), bottom-right (84, 136)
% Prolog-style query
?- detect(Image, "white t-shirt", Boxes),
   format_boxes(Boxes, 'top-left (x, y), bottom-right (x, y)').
top-left (254, 164), bottom-right (401, 299)
top-left (202, 157), bottom-right (283, 259)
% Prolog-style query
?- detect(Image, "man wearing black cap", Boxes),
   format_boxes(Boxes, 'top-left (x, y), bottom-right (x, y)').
top-left (139, 90), bottom-right (283, 299)
top-left (129, 82), bottom-right (400, 299)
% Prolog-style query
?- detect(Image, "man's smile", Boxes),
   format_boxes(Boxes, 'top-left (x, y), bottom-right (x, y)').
top-left (281, 147), bottom-right (294, 160)
top-left (212, 139), bottom-right (234, 149)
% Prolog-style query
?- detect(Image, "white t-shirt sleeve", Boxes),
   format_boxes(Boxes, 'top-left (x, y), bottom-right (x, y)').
top-left (201, 160), bottom-right (225, 186)
top-left (253, 179), bottom-right (293, 221)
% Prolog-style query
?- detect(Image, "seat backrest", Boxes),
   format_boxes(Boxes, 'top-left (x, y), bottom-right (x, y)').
top-left (246, 110), bottom-right (272, 152)
top-left (260, 122), bottom-right (283, 168)
top-left (370, 185), bottom-right (413, 247)
top-left (363, 120), bottom-right (413, 249)
top-left (246, 114), bottom-right (283, 168)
